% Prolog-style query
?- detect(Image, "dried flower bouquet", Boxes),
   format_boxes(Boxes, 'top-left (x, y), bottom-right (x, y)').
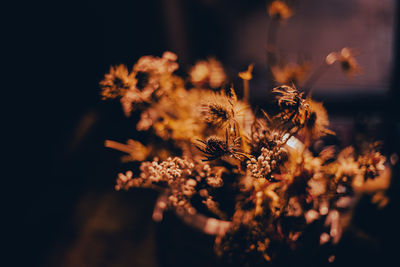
top-left (100, 1), bottom-right (390, 265)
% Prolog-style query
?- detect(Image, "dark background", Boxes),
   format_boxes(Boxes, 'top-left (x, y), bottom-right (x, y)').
top-left (8, 0), bottom-right (400, 266)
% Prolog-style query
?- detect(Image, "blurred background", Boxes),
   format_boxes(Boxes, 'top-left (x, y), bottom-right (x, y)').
top-left (10, 0), bottom-right (400, 266)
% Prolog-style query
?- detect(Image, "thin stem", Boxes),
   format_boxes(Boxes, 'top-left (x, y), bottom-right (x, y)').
top-left (153, 191), bottom-right (232, 235)
top-left (105, 140), bottom-right (131, 154)
top-left (175, 209), bottom-right (232, 236)
top-left (152, 190), bottom-right (169, 222)
top-left (302, 62), bottom-right (331, 94)
top-left (266, 18), bottom-right (280, 89)
top-left (266, 18), bottom-right (279, 67)
top-left (243, 79), bottom-right (250, 103)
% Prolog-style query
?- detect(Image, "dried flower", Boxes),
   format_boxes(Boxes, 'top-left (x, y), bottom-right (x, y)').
top-left (105, 139), bottom-right (150, 162)
top-left (267, 0), bottom-right (293, 21)
top-left (190, 58), bottom-right (227, 89)
top-left (271, 62), bottom-right (311, 85)
top-left (247, 146), bottom-right (287, 180)
top-left (195, 131), bottom-right (244, 161)
top-left (201, 103), bottom-right (233, 128)
top-left (272, 85), bottom-right (305, 111)
top-left (120, 52), bottom-right (181, 116)
top-left (115, 170), bottom-right (134, 191)
top-left (250, 110), bottom-right (287, 155)
top-left (358, 143), bottom-right (386, 181)
top-left (272, 85), bottom-right (309, 128)
top-left (301, 99), bottom-right (334, 140)
top-left (238, 64), bottom-right (254, 81)
top-left (326, 47), bottom-right (361, 76)
top-left (103, 46), bottom-right (388, 265)
top-left (199, 87), bottom-right (245, 130)
top-left (100, 64), bottom-right (134, 99)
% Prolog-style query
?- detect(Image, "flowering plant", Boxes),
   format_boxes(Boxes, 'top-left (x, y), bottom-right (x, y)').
top-left (100, 1), bottom-right (390, 265)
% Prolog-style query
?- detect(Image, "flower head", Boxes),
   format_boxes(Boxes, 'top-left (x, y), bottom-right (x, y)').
top-left (201, 103), bottom-right (233, 128)
top-left (100, 64), bottom-right (135, 99)
top-left (238, 64), bottom-right (254, 81)
top-left (301, 99), bottom-right (334, 139)
top-left (326, 47), bottom-right (361, 76)
top-left (272, 85), bottom-right (309, 128)
top-left (199, 87), bottom-right (246, 130)
top-left (190, 58), bottom-right (227, 89)
top-left (267, 0), bottom-right (293, 21)
top-left (271, 62), bottom-right (311, 85)
top-left (119, 52), bottom-right (181, 116)
top-left (196, 126), bottom-right (248, 161)
top-left (358, 143), bottom-right (386, 181)
top-left (272, 85), bottom-right (304, 111)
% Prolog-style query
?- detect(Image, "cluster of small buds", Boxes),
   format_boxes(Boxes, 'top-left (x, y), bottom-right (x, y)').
top-left (247, 153), bottom-right (272, 179)
top-left (251, 129), bottom-right (285, 153)
top-left (250, 115), bottom-right (292, 157)
top-left (192, 164), bottom-right (224, 188)
top-left (115, 157), bottom-right (230, 216)
top-left (141, 157), bottom-right (195, 183)
top-left (146, 157), bottom-right (198, 214)
top-left (167, 194), bottom-right (196, 215)
top-left (114, 157), bottom-right (197, 214)
top-left (247, 147), bottom-right (287, 179)
top-left (115, 170), bottom-right (136, 191)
